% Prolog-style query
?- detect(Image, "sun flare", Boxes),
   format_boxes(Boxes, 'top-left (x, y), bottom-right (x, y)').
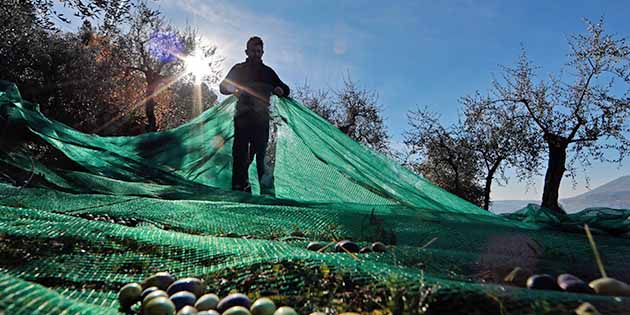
top-left (184, 50), bottom-right (213, 83)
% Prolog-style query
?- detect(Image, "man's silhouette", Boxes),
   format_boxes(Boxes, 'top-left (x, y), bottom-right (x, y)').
top-left (220, 36), bottom-right (290, 192)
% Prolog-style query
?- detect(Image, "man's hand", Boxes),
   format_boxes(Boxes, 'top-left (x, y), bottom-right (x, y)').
top-left (273, 86), bottom-right (285, 96)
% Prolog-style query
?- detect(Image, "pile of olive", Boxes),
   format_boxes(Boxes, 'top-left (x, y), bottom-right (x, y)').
top-left (119, 272), bottom-right (366, 315)
top-left (526, 273), bottom-right (630, 296)
top-left (118, 272), bottom-right (299, 315)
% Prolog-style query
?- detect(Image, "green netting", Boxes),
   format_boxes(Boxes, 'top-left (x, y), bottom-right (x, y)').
top-left (1, 81), bottom-right (630, 315)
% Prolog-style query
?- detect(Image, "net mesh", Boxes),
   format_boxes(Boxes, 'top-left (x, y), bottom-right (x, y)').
top-left (1, 81), bottom-right (630, 315)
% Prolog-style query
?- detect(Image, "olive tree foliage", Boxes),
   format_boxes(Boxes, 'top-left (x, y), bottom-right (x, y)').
top-left (1, 0), bottom-right (221, 136)
top-left (486, 19), bottom-right (630, 214)
top-left (0, 1), bottom-right (138, 133)
top-left (293, 77), bottom-right (391, 155)
top-left (403, 109), bottom-right (485, 207)
top-left (17, 0), bottom-right (134, 33)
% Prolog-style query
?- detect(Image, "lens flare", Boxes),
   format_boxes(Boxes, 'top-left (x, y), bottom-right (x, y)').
top-left (146, 31), bottom-right (183, 63)
top-left (184, 50), bottom-right (213, 83)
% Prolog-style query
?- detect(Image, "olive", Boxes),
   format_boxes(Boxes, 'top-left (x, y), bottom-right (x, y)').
top-left (217, 293), bottom-right (252, 313)
top-left (167, 278), bottom-right (204, 297)
top-left (195, 293), bottom-right (220, 311)
top-left (142, 272), bottom-right (176, 290)
top-left (142, 286), bottom-right (161, 300)
top-left (557, 274), bottom-right (593, 293)
top-left (273, 306), bottom-right (298, 315)
top-left (118, 282), bottom-right (143, 310)
top-left (170, 291), bottom-right (197, 311)
top-left (334, 240), bottom-right (359, 253)
top-left (144, 290), bottom-right (169, 305)
top-left (250, 297), bottom-right (276, 315)
top-left (143, 296), bottom-right (176, 315)
top-left (223, 306), bottom-right (252, 315)
top-left (526, 274), bottom-right (558, 290)
top-left (589, 277), bottom-right (630, 296)
top-left (370, 242), bottom-right (387, 252)
top-left (306, 242), bottom-right (325, 251)
top-left (177, 305), bottom-right (199, 315)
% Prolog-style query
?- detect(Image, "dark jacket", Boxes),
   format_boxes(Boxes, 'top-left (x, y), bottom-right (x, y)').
top-left (220, 59), bottom-right (290, 122)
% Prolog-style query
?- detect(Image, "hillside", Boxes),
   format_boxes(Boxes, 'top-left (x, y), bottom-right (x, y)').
top-left (491, 175), bottom-right (630, 213)
top-left (560, 175), bottom-right (630, 212)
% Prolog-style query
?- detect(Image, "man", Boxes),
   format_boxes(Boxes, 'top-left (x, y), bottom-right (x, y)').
top-left (220, 36), bottom-right (290, 192)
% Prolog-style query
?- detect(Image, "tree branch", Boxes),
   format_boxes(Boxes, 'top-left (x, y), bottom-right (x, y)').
top-left (517, 98), bottom-right (549, 134)
top-left (569, 137), bottom-right (598, 144)
top-left (567, 118), bottom-right (584, 141)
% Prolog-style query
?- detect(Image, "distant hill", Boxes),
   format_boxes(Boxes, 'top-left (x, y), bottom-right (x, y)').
top-left (490, 199), bottom-right (538, 214)
top-left (560, 175), bottom-right (630, 212)
top-left (491, 175), bottom-right (630, 214)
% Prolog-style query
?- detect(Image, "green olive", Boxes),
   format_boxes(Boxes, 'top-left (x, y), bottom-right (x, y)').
top-left (118, 282), bottom-right (142, 310)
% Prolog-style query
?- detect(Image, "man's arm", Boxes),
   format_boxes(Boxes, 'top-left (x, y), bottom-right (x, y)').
top-left (270, 68), bottom-right (290, 97)
top-left (219, 65), bottom-right (239, 95)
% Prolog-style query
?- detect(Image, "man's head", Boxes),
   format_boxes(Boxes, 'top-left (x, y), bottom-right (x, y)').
top-left (246, 36), bottom-right (264, 63)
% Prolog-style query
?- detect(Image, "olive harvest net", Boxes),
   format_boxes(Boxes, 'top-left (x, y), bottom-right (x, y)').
top-left (1, 81), bottom-right (629, 315)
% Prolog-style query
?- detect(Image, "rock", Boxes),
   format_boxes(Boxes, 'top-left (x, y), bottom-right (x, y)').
top-left (306, 242), bottom-right (325, 251)
top-left (370, 242), bottom-right (387, 252)
top-left (217, 293), bottom-right (252, 313)
top-left (575, 302), bottom-right (601, 315)
top-left (359, 246), bottom-right (372, 253)
top-left (198, 311), bottom-right (221, 315)
top-left (118, 282), bottom-right (143, 310)
top-left (167, 278), bottom-right (204, 297)
top-left (334, 240), bottom-right (359, 253)
top-left (526, 274), bottom-right (558, 290)
top-left (143, 286), bottom-right (161, 300)
top-left (250, 298), bottom-right (276, 315)
top-left (503, 267), bottom-right (529, 284)
top-left (143, 296), bottom-right (176, 315)
top-left (144, 290), bottom-right (169, 305)
top-left (143, 272), bottom-right (176, 290)
top-left (177, 305), bottom-right (199, 315)
top-left (589, 277), bottom-right (630, 296)
top-left (195, 293), bottom-right (220, 311)
top-left (223, 306), bottom-right (252, 315)
top-left (556, 274), bottom-right (593, 294)
top-left (170, 291), bottom-right (197, 311)
top-left (273, 306), bottom-right (298, 315)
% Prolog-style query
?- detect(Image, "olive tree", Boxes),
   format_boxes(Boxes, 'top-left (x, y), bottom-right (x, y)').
top-left (404, 109), bottom-right (485, 207)
top-left (115, 2), bottom-right (221, 131)
top-left (487, 19), bottom-right (630, 214)
top-left (460, 93), bottom-right (543, 210)
top-left (293, 77), bottom-right (391, 154)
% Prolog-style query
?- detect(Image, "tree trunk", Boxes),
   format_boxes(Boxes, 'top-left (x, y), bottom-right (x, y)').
top-left (145, 78), bottom-right (159, 132)
top-left (482, 161), bottom-right (502, 211)
top-left (541, 138), bottom-right (568, 214)
top-left (145, 98), bottom-right (157, 132)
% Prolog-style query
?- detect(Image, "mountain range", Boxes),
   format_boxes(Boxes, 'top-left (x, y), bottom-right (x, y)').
top-left (490, 175), bottom-right (630, 213)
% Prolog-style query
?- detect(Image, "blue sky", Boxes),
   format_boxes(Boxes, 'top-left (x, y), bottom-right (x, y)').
top-left (58, 0), bottom-right (630, 200)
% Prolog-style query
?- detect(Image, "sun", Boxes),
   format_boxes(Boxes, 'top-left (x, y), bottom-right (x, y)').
top-left (184, 49), bottom-right (213, 83)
